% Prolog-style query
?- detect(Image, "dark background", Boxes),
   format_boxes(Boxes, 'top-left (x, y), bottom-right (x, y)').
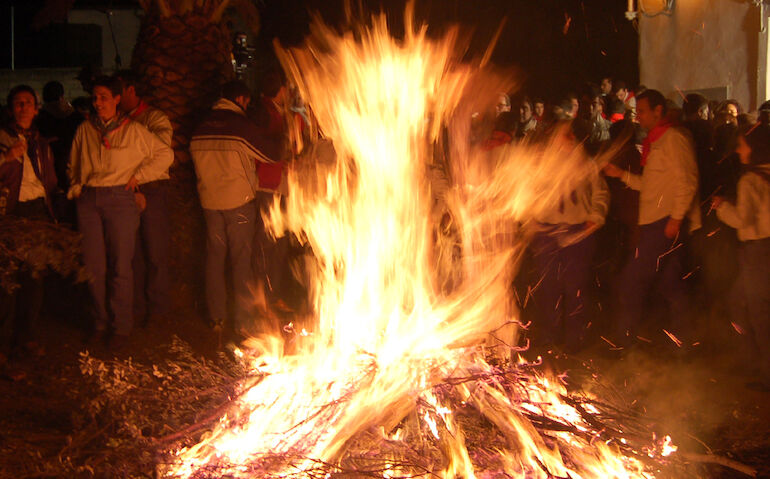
top-left (1, 0), bottom-right (638, 102)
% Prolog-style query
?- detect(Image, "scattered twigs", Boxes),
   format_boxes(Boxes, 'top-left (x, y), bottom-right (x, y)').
top-left (677, 452), bottom-right (757, 477)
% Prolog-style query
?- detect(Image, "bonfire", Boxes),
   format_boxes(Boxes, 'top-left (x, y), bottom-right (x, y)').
top-left (163, 8), bottom-right (684, 479)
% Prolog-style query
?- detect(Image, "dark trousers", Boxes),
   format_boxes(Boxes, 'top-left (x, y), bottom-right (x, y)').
top-left (77, 186), bottom-right (140, 335)
top-left (254, 192), bottom-right (290, 303)
top-left (735, 238), bottom-right (770, 378)
top-left (133, 180), bottom-right (171, 322)
top-left (615, 216), bottom-right (690, 344)
top-left (530, 225), bottom-right (597, 351)
top-left (204, 200), bottom-right (257, 333)
top-left (1, 198), bottom-right (50, 355)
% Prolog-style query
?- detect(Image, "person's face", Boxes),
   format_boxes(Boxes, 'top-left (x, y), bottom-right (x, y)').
top-left (496, 95), bottom-right (510, 116)
top-left (520, 103), bottom-right (533, 122)
top-left (736, 135), bottom-right (751, 165)
top-left (636, 98), bottom-right (661, 131)
top-left (570, 98), bottom-right (579, 116)
top-left (726, 103), bottom-right (738, 118)
top-left (616, 88), bottom-right (627, 101)
top-left (697, 105), bottom-right (709, 121)
top-left (590, 97), bottom-right (603, 117)
top-left (534, 102), bottom-right (544, 118)
top-left (11, 91), bottom-right (38, 129)
top-left (600, 78), bottom-right (612, 95)
top-left (92, 86), bottom-right (120, 121)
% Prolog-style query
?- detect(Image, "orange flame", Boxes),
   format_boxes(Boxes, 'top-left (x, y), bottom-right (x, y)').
top-left (165, 9), bottom-right (673, 478)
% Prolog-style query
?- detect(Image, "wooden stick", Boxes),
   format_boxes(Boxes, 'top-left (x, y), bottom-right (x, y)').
top-left (678, 452), bottom-right (757, 477)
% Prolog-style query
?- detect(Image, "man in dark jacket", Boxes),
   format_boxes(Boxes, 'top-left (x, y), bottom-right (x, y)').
top-left (0, 85), bottom-right (59, 365)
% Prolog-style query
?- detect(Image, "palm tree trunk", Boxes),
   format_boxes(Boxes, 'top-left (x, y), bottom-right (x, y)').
top-left (131, 9), bottom-right (234, 313)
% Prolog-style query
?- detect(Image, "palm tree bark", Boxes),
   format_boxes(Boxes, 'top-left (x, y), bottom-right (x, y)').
top-left (131, 5), bottom-right (235, 312)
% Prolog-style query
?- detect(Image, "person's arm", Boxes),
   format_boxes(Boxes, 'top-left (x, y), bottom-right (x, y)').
top-left (67, 125), bottom-right (86, 199)
top-left (587, 169), bottom-right (610, 227)
top-left (149, 110), bottom-right (174, 147)
top-left (668, 131), bottom-right (699, 221)
top-left (716, 177), bottom-right (755, 230)
top-left (603, 163), bottom-right (642, 190)
top-left (132, 123), bottom-right (174, 186)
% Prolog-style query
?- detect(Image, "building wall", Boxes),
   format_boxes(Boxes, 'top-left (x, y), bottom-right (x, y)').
top-left (639, 0), bottom-right (764, 110)
top-left (68, 8), bottom-right (142, 71)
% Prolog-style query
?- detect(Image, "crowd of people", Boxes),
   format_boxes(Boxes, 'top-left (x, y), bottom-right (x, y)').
top-left (490, 78), bottom-right (769, 388)
top-left (0, 71), bottom-right (768, 387)
top-left (0, 69), bottom-right (300, 369)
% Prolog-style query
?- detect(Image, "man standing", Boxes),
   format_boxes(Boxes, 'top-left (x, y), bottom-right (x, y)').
top-left (190, 80), bottom-right (281, 340)
top-left (614, 81), bottom-right (636, 120)
top-left (604, 89), bottom-right (700, 347)
top-left (0, 85), bottom-right (59, 363)
top-left (68, 75), bottom-right (173, 347)
top-left (115, 70), bottom-right (174, 327)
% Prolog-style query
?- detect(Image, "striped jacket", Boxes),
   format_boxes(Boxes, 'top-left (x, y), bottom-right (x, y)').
top-left (190, 98), bottom-right (282, 210)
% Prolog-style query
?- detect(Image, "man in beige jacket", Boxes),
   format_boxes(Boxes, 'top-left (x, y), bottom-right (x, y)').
top-left (604, 89), bottom-right (700, 347)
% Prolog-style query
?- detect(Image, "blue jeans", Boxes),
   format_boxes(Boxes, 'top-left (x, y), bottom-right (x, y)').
top-left (77, 186), bottom-right (140, 335)
top-left (736, 238), bottom-right (770, 378)
top-left (615, 216), bottom-right (690, 344)
top-left (203, 200), bottom-right (257, 333)
top-left (530, 225), bottom-right (597, 351)
top-left (133, 180), bottom-right (171, 321)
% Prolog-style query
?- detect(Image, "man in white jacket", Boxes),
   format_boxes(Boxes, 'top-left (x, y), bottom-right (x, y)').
top-left (604, 89), bottom-right (700, 347)
top-left (115, 70), bottom-right (175, 327)
top-left (190, 80), bottom-right (281, 339)
top-left (68, 75), bottom-right (173, 346)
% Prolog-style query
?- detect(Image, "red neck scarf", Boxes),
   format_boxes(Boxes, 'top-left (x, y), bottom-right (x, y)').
top-left (641, 120), bottom-right (671, 166)
top-left (129, 101), bottom-right (149, 121)
top-left (91, 113), bottom-right (130, 149)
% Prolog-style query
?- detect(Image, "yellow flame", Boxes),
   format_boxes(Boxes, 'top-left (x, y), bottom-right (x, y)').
top-left (166, 10), bottom-right (669, 479)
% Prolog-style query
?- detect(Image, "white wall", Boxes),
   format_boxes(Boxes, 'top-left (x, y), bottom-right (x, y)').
top-left (639, 0), bottom-right (765, 110)
top-left (68, 8), bottom-right (142, 71)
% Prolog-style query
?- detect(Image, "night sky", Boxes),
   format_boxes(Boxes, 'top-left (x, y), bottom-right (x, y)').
top-left (256, 0), bottom-right (639, 103)
top-left (2, 0), bottom-right (638, 103)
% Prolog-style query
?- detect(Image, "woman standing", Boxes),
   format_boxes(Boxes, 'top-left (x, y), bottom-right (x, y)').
top-left (68, 76), bottom-right (173, 347)
top-left (713, 125), bottom-right (770, 389)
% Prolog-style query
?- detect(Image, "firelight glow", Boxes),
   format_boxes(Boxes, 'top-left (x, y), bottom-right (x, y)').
top-left (165, 9), bottom-right (673, 478)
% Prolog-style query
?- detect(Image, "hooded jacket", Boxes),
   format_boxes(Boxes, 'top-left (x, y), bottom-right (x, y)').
top-left (190, 98), bottom-right (281, 210)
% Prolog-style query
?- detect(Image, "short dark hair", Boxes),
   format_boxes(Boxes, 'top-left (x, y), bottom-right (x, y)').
top-left (7, 84), bottom-right (38, 107)
top-left (221, 80), bottom-right (251, 103)
top-left (742, 124), bottom-right (770, 165)
top-left (114, 69), bottom-right (142, 94)
top-left (682, 93), bottom-right (708, 118)
top-left (92, 75), bottom-right (123, 97)
top-left (637, 89), bottom-right (667, 115)
top-left (42, 81), bottom-right (64, 103)
top-left (614, 80), bottom-right (628, 92)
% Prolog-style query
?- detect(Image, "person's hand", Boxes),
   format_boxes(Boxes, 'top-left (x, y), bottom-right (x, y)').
top-left (134, 192), bottom-right (146, 212)
top-left (125, 176), bottom-right (139, 192)
top-left (664, 217), bottom-right (682, 239)
top-left (711, 196), bottom-right (724, 210)
top-left (602, 163), bottom-right (623, 178)
top-left (3, 139), bottom-right (26, 162)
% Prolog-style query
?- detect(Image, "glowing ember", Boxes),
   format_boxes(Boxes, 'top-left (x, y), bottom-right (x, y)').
top-left (164, 9), bottom-right (675, 478)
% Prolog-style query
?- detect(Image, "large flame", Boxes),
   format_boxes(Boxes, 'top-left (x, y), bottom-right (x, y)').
top-left (166, 10), bottom-right (672, 478)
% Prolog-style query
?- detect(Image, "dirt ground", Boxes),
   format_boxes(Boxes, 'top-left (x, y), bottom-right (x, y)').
top-left (1, 281), bottom-right (769, 479)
